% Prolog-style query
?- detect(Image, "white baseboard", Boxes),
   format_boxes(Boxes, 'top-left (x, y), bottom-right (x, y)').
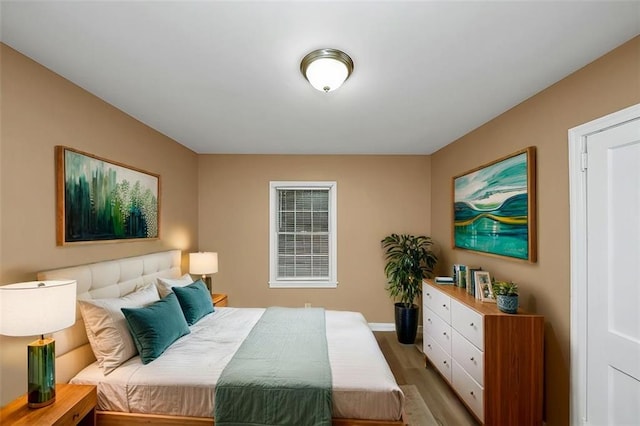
top-left (368, 322), bottom-right (395, 331)
top-left (368, 323), bottom-right (424, 334)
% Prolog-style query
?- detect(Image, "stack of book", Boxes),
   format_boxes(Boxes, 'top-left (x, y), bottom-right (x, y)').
top-left (466, 266), bottom-right (482, 297)
top-left (434, 276), bottom-right (454, 285)
top-left (452, 264), bottom-right (484, 299)
top-left (453, 264), bottom-right (466, 288)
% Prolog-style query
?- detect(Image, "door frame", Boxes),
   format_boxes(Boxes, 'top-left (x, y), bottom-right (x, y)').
top-left (568, 103), bottom-right (640, 425)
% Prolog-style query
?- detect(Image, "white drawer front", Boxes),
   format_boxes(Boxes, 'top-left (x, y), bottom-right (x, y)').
top-left (452, 359), bottom-right (484, 422)
top-left (451, 299), bottom-right (484, 350)
top-left (452, 329), bottom-right (484, 386)
top-left (424, 335), bottom-right (452, 383)
top-left (423, 283), bottom-right (451, 324)
top-left (424, 306), bottom-right (452, 355)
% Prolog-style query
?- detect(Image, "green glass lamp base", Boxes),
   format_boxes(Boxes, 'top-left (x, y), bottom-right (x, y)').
top-left (27, 337), bottom-right (56, 408)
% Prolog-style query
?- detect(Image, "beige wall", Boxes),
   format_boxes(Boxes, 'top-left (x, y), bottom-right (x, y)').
top-left (0, 44), bottom-right (200, 404)
top-left (197, 155), bottom-right (431, 322)
top-left (430, 36), bottom-right (640, 426)
top-left (1, 32), bottom-right (638, 423)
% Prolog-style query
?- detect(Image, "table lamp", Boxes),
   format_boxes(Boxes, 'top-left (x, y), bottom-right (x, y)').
top-left (0, 280), bottom-right (77, 408)
top-left (189, 252), bottom-right (218, 292)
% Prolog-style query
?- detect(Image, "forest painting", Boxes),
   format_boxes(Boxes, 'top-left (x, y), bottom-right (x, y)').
top-left (453, 147), bottom-right (536, 262)
top-left (56, 147), bottom-right (159, 245)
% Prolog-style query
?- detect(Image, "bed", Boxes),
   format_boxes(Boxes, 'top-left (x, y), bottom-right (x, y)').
top-left (38, 250), bottom-right (405, 426)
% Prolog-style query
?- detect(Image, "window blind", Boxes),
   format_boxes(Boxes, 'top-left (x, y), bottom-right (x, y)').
top-left (277, 189), bottom-right (329, 279)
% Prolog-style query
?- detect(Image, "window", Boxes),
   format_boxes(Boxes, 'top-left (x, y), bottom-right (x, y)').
top-left (269, 181), bottom-right (337, 288)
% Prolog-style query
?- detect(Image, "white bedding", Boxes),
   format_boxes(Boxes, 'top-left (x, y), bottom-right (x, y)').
top-left (70, 307), bottom-right (404, 421)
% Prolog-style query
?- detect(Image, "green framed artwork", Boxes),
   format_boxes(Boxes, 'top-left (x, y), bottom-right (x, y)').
top-left (56, 146), bottom-right (160, 245)
top-left (452, 147), bottom-right (536, 262)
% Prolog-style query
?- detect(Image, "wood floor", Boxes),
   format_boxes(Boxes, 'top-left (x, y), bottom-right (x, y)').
top-left (374, 331), bottom-right (480, 426)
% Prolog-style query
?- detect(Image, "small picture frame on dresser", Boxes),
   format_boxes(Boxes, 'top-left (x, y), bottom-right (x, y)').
top-left (475, 271), bottom-right (496, 303)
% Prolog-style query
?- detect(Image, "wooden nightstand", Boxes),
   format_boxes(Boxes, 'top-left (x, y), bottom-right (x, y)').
top-left (212, 293), bottom-right (228, 307)
top-left (1, 383), bottom-right (97, 426)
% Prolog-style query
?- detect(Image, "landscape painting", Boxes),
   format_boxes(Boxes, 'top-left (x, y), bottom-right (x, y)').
top-left (56, 146), bottom-right (160, 245)
top-left (453, 147), bottom-right (536, 262)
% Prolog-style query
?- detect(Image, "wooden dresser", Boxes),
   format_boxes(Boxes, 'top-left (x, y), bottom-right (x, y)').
top-left (422, 279), bottom-right (544, 425)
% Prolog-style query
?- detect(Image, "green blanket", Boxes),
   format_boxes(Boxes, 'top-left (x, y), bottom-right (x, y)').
top-left (214, 307), bottom-right (332, 426)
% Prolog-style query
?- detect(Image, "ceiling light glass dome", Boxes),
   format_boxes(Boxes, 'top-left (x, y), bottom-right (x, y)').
top-left (300, 48), bottom-right (354, 93)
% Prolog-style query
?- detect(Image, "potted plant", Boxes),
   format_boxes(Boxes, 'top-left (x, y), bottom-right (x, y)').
top-left (492, 281), bottom-right (519, 314)
top-left (381, 234), bottom-right (437, 344)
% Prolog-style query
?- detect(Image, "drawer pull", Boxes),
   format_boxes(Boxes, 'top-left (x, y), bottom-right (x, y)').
top-left (426, 293), bottom-right (431, 297)
top-left (442, 332), bottom-right (447, 336)
top-left (470, 322), bottom-right (474, 327)
top-left (470, 357), bottom-right (475, 362)
top-left (427, 318), bottom-right (432, 323)
top-left (442, 304), bottom-right (447, 308)
top-left (443, 360), bottom-right (447, 365)
top-left (427, 344), bottom-right (432, 349)
top-left (73, 413), bottom-right (80, 420)
top-left (470, 391), bottom-right (475, 397)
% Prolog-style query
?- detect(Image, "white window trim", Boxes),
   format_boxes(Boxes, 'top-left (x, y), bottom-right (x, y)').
top-left (269, 181), bottom-right (338, 289)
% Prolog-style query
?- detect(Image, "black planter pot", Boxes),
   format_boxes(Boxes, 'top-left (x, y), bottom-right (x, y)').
top-left (394, 302), bottom-right (419, 344)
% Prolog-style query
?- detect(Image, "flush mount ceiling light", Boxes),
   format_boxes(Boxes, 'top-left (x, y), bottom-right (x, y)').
top-left (300, 48), bottom-right (354, 93)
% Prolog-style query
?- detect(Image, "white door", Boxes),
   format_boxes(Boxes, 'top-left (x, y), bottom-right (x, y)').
top-left (585, 116), bottom-right (640, 425)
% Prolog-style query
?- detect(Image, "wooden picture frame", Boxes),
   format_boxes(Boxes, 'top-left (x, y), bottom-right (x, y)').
top-left (56, 146), bottom-right (160, 245)
top-left (474, 271), bottom-right (495, 303)
top-left (452, 146), bottom-right (537, 262)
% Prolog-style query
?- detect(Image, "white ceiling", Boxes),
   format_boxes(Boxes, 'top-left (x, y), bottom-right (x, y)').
top-left (1, 1), bottom-right (639, 154)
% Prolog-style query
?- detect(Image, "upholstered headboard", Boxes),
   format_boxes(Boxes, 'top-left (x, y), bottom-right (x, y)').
top-left (37, 250), bottom-right (182, 384)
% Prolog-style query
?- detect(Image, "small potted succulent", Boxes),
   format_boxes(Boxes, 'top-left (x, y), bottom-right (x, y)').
top-left (492, 281), bottom-right (519, 314)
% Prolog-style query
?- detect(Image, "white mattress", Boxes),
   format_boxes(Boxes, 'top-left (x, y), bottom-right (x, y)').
top-left (70, 307), bottom-right (404, 421)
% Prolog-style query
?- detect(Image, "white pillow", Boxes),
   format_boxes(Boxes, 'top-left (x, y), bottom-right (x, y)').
top-left (155, 273), bottom-right (194, 298)
top-left (78, 284), bottom-right (160, 375)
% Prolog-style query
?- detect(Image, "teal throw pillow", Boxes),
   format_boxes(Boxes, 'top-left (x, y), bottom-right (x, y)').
top-left (121, 293), bottom-right (190, 364)
top-left (172, 279), bottom-right (214, 325)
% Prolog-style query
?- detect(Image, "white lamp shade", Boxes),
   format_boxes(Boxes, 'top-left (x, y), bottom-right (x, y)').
top-left (0, 280), bottom-right (77, 337)
top-left (305, 57), bottom-right (349, 92)
top-left (189, 252), bottom-right (218, 275)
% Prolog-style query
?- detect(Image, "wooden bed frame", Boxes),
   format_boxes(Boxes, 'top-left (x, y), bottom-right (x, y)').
top-left (97, 411), bottom-right (403, 426)
top-left (38, 250), bottom-right (405, 426)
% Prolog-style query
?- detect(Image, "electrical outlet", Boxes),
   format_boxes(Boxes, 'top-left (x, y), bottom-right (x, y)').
top-left (304, 302), bottom-right (311, 308)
